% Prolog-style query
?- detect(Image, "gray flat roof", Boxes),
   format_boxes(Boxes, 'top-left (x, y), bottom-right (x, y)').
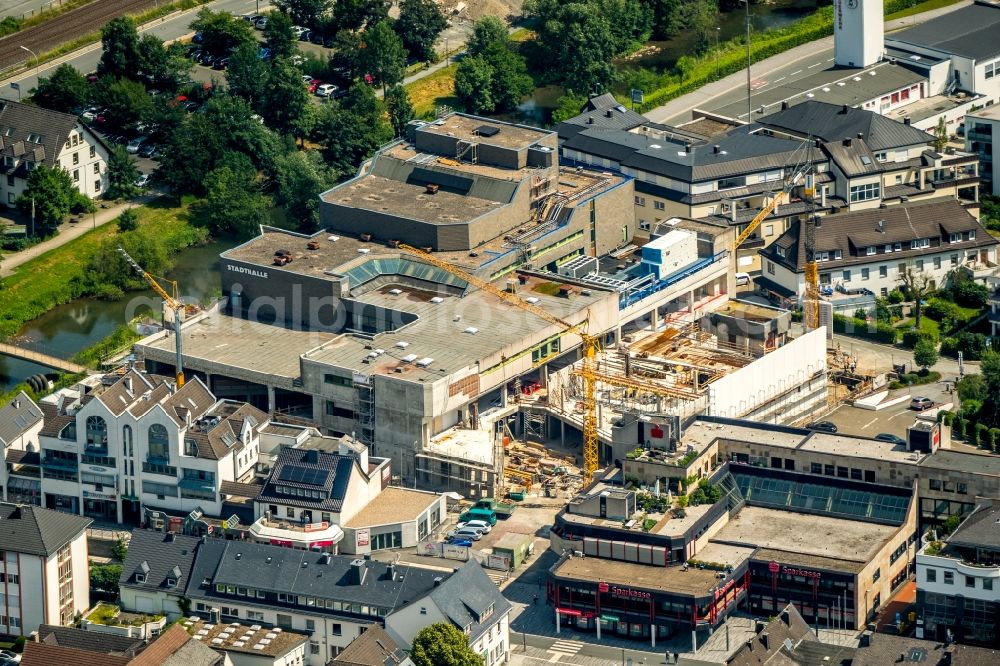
top-left (713, 506), bottom-right (896, 570)
top-left (919, 448), bottom-right (1000, 476)
top-left (321, 174), bottom-right (502, 224)
top-left (223, 229), bottom-right (369, 281)
top-left (683, 419), bottom-right (806, 451)
top-left (419, 113), bottom-right (552, 150)
top-left (305, 274), bottom-right (610, 382)
top-left (887, 2), bottom-right (1000, 61)
top-left (552, 555), bottom-right (723, 596)
top-left (798, 432), bottom-right (919, 463)
top-left (711, 61), bottom-right (926, 121)
top-left (968, 105), bottom-right (1000, 122)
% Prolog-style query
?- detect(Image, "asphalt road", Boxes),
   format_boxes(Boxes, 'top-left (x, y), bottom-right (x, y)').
top-left (0, 0), bottom-right (270, 99)
top-left (2, 0), bottom-right (69, 20)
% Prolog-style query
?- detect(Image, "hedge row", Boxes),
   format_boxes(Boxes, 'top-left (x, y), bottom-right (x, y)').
top-left (832, 313), bottom-right (897, 344)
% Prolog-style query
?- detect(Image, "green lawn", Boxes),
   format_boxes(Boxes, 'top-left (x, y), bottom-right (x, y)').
top-left (405, 64), bottom-right (460, 118)
top-left (896, 315), bottom-right (940, 337)
top-left (0, 198), bottom-right (204, 339)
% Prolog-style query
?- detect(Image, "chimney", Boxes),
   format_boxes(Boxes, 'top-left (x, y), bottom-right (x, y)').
top-left (843, 137), bottom-right (852, 147)
top-left (587, 117), bottom-right (594, 125)
top-left (857, 132), bottom-right (864, 140)
top-left (425, 184), bottom-right (439, 195)
top-left (781, 100), bottom-right (789, 111)
top-left (755, 620), bottom-right (766, 633)
top-left (814, 215), bottom-right (822, 229)
top-left (124, 376), bottom-right (132, 393)
top-left (320, 552), bottom-right (332, 565)
top-left (731, 203), bottom-right (737, 223)
top-left (12, 398), bottom-right (19, 409)
top-left (387, 562), bottom-right (396, 581)
top-left (761, 633), bottom-right (769, 650)
top-left (351, 559), bottom-right (367, 585)
top-left (820, 187), bottom-right (827, 207)
top-left (841, 104), bottom-right (849, 114)
top-left (713, 144), bottom-right (721, 154)
top-left (605, 109), bottom-right (613, 118)
top-left (164, 532), bottom-right (175, 543)
top-left (859, 631), bottom-right (873, 647)
top-left (433, 576), bottom-right (444, 587)
top-left (904, 117), bottom-right (911, 125)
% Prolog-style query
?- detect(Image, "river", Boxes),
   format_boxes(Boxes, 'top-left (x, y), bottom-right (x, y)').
top-left (0, 240), bottom-right (230, 393)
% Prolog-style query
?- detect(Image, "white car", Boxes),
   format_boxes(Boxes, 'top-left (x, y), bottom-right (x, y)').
top-left (135, 173), bottom-right (151, 188)
top-left (459, 519), bottom-right (492, 534)
top-left (446, 528), bottom-right (482, 541)
top-left (126, 136), bottom-right (146, 154)
top-left (315, 83), bottom-right (338, 97)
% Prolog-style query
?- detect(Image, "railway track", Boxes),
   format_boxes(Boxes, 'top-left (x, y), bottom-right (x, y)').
top-left (0, 0), bottom-right (158, 72)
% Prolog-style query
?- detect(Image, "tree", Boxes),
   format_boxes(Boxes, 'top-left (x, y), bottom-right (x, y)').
top-left (679, 0), bottom-right (718, 54)
top-left (981, 350), bottom-right (1000, 426)
top-left (551, 93), bottom-right (588, 124)
top-left (467, 16), bottom-right (508, 57)
top-left (357, 20), bottom-right (406, 93)
top-left (196, 153), bottom-right (271, 239)
top-left (98, 17), bottom-right (142, 79)
top-left (111, 537), bottom-right (129, 561)
top-left (455, 56), bottom-right (494, 114)
top-left (899, 265), bottom-right (933, 329)
top-left (89, 563), bottom-right (123, 594)
top-left (17, 165), bottom-right (87, 233)
top-left (934, 116), bottom-right (948, 151)
top-left (138, 37), bottom-right (191, 91)
top-left (191, 8), bottom-right (256, 57)
top-left (328, 30), bottom-right (362, 80)
top-left (480, 41), bottom-right (532, 112)
top-left (116, 209), bottom-right (140, 232)
top-left (384, 84), bottom-right (414, 137)
top-left (332, 0), bottom-right (390, 31)
top-left (272, 150), bottom-right (336, 231)
top-left (275, 0), bottom-right (334, 29)
top-left (94, 77), bottom-right (153, 133)
top-left (107, 145), bottom-right (141, 200)
top-left (410, 623), bottom-right (482, 666)
top-left (312, 84), bottom-right (391, 174)
top-left (956, 373), bottom-right (986, 402)
top-left (396, 0), bottom-right (448, 62)
top-left (225, 42), bottom-right (270, 110)
top-left (33, 64), bottom-right (91, 113)
top-left (914, 338), bottom-right (939, 370)
top-left (261, 57), bottom-right (312, 137)
top-left (265, 11), bottom-right (298, 59)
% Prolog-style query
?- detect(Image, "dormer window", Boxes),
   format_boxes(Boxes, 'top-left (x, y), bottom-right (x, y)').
top-left (776, 247), bottom-right (786, 258)
top-left (950, 232), bottom-right (961, 243)
top-left (866, 246), bottom-right (876, 256)
top-left (135, 573), bottom-right (146, 583)
top-left (27, 133), bottom-right (40, 143)
top-left (185, 438), bottom-right (198, 456)
top-left (166, 577), bottom-right (177, 588)
top-left (911, 238), bottom-right (929, 249)
top-left (970, 230), bottom-right (976, 240)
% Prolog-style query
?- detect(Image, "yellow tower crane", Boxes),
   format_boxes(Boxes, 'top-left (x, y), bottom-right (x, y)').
top-left (731, 149), bottom-right (819, 331)
top-left (118, 247), bottom-right (186, 387)
top-left (396, 244), bottom-right (603, 480)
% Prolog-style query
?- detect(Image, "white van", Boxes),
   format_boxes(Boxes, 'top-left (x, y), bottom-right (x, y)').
top-left (735, 272), bottom-right (751, 287)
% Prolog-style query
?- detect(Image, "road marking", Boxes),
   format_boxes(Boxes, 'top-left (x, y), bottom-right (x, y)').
top-left (808, 62), bottom-right (822, 68)
top-left (828, 57), bottom-right (835, 61)
top-left (774, 76), bottom-right (786, 82)
top-left (891, 409), bottom-right (913, 419)
top-left (791, 70), bottom-right (803, 75)
top-left (549, 640), bottom-right (583, 655)
top-left (862, 417), bottom-right (878, 430)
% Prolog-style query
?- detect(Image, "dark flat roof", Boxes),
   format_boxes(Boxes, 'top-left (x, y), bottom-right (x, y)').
top-left (887, 2), bottom-right (1000, 61)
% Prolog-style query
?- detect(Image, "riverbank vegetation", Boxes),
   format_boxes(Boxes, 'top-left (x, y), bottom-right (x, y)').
top-left (0, 199), bottom-right (207, 339)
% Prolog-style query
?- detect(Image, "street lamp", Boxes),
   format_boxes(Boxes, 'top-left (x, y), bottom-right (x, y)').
top-left (19, 45), bottom-right (38, 91)
top-left (715, 27), bottom-right (721, 81)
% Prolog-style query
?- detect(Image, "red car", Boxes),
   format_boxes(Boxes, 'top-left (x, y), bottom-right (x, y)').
top-left (301, 76), bottom-right (320, 93)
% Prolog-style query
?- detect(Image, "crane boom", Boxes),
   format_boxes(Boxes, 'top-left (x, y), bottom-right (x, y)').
top-left (118, 247), bottom-right (186, 386)
top-left (732, 191), bottom-right (788, 250)
top-left (396, 244), bottom-right (602, 479)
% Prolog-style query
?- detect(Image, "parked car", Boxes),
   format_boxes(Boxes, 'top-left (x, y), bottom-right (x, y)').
top-left (446, 538), bottom-right (473, 547)
top-left (138, 142), bottom-right (158, 158)
top-left (805, 420), bottom-right (838, 433)
top-left (910, 397), bottom-right (934, 411)
top-left (135, 173), bottom-right (151, 188)
top-left (253, 16), bottom-right (267, 29)
top-left (309, 31), bottom-right (325, 45)
top-left (874, 433), bottom-right (906, 445)
top-left (299, 29), bottom-right (311, 42)
top-left (735, 272), bottom-right (751, 286)
top-left (460, 519), bottom-right (492, 534)
top-left (213, 57), bottom-right (229, 70)
top-left (81, 107), bottom-right (100, 122)
top-left (446, 528), bottom-right (482, 541)
top-left (315, 83), bottom-right (338, 97)
top-left (126, 137), bottom-right (146, 154)
top-left (0, 650), bottom-right (20, 665)
top-left (242, 14), bottom-right (260, 23)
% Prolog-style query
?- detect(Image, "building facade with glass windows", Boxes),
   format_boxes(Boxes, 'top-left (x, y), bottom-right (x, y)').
top-left (548, 462), bottom-right (918, 648)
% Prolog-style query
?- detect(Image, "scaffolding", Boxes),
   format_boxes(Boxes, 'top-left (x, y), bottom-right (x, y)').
top-left (353, 372), bottom-right (375, 450)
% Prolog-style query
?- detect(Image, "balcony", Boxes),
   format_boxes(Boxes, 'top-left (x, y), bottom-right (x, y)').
top-left (82, 603), bottom-right (166, 639)
top-left (81, 454), bottom-right (116, 467)
top-left (142, 461), bottom-right (178, 477)
top-left (248, 516), bottom-right (344, 550)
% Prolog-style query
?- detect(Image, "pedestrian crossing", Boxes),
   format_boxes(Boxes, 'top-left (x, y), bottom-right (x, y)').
top-left (548, 639), bottom-right (583, 656)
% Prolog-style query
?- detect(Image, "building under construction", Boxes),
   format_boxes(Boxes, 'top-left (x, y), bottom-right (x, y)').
top-left (135, 114), bottom-right (817, 500)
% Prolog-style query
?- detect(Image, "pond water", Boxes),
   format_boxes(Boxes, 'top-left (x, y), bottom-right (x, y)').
top-left (0, 240), bottom-right (230, 392)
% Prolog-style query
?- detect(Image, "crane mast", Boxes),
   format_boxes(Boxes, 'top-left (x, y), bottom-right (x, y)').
top-left (117, 247), bottom-right (186, 387)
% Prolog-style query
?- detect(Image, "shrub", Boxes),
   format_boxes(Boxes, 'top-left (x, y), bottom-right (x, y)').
top-left (990, 428), bottom-right (1000, 453)
top-left (950, 275), bottom-right (990, 308)
top-left (954, 417), bottom-right (967, 440)
top-left (941, 332), bottom-right (989, 360)
top-left (902, 327), bottom-right (937, 349)
top-left (887, 288), bottom-right (905, 304)
top-left (962, 399), bottom-right (983, 416)
top-left (975, 423), bottom-right (990, 448)
top-left (936, 410), bottom-right (952, 424)
top-left (832, 314), bottom-right (897, 344)
top-left (956, 374), bottom-right (986, 402)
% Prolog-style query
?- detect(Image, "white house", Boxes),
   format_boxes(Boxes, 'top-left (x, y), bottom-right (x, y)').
top-left (916, 499), bottom-right (1000, 645)
top-left (758, 198), bottom-right (998, 306)
top-left (0, 391), bottom-right (43, 504)
top-left (38, 371), bottom-right (267, 523)
top-left (0, 100), bottom-right (110, 207)
top-left (0, 502), bottom-right (92, 636)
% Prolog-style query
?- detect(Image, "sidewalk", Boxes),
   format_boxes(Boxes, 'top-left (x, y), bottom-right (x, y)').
top-left (645, 0), bottom-right (973, 124)
top-left (1, 194), bottom-right (157, 277)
